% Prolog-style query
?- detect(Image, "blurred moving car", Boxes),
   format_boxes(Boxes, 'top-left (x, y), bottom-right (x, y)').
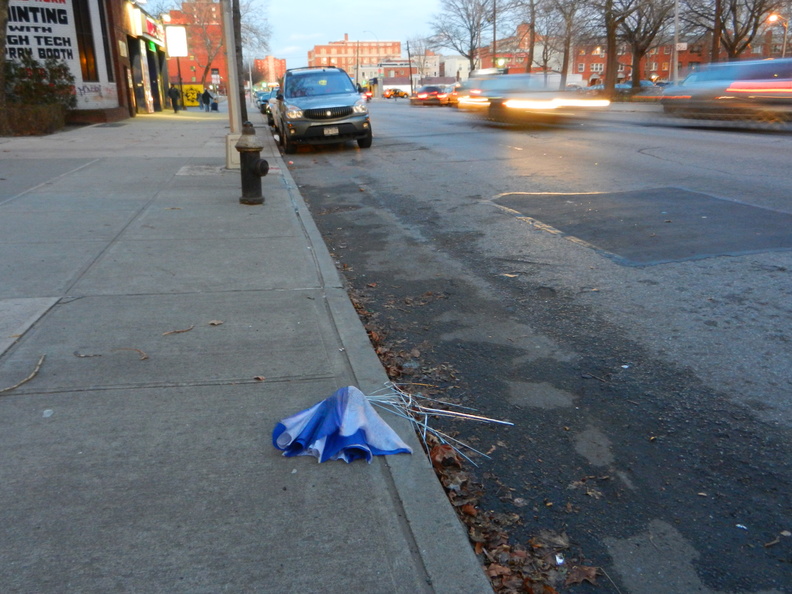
top-left (383, 88), bottom-right (409, 98)
top-left (274, 66), bottom-right (372, 154)
top-left (410, 85), bottom-right (452, 106)
top-left (661, 58), bottom-right (792, 122)
top-left (457, 74), bottom-right (610, 123)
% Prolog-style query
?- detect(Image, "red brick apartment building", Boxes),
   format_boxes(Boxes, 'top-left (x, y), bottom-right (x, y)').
top-left (165, 0), bottom-right (228, 92)
top-left (254, 56), bottom-right (286, 87)
top-left (574, 31), bottom-right (788, 84)
top-left (308, 34), bottom-right (401, 83)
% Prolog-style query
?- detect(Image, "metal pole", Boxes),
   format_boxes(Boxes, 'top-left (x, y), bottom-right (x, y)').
top-left (672, 0), bottom-right (679, 84)
top-left (220, 0), bottom-right (241, 134)
top-left (783, 22), bottom-right (788, 58)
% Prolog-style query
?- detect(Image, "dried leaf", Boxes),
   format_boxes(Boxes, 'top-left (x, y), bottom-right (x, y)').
top-left (430, 444), bottom-right (462, 470)
top-left (162, 325), bottom-right (195, 336)
top-left (114, 348), bottom-right (148, 360)
top-left (253, 376), bottom-right (266, 381)
top-left (0, 354), bottom-right (46, 394)
top-left (208, 320), bottom-right (224, 326)
top-left (485, 563), bottom-right (511, 578)
top-left (564, 565), bottom-right (598, 586)
top-left (461, 504), bottom-right (478, 517)
top-left (73, 351), bottom-right (102, 358)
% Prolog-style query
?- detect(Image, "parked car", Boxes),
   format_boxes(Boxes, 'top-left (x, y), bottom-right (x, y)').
top-left (266, 88), bottom-right (280, 127)
top-left (383, 88), bottom-right (409, 98)
top-left (255, 90), bottom-right (269, 112)
top-left (258, 88), bottom-right (279, 125)
top-left (458, 73), bottom-right (610, 123)
top-left (410, 85), bottom-right (452, 106)
top-left (661, 58), bottom-right (792, 122)
top-left (274, 67), bottom-right (372, 154)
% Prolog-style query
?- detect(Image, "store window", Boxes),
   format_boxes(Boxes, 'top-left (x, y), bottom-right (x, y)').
top-left (72, 0), bottom-right (98, 81)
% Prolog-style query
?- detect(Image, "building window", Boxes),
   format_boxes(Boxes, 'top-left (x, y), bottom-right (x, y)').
top-left (662, 62), bottom-right (669, 71)
top-left (578, 63), bottom-right (585, 72)
top-left (579, 49), bottom-right (586, 55)
top-left (664, 46), bottom-right (671, 54)
top-left (72, 0), bottom-right (98, 81)
top-left (591, 63), bottom-right (604, 73)
top-left (649, 61), bottom-right (658, 70)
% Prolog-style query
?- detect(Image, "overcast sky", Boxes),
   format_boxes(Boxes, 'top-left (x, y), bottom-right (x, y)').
top-left (266, 0), bottom-right (442, 68)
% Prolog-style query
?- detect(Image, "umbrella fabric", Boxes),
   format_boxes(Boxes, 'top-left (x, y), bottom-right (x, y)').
top-left (272, 386), bottom-right (412, 463)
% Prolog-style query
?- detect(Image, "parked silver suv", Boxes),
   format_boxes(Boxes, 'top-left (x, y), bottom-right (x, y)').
top-left (275, 67), bottom-right (372, 153)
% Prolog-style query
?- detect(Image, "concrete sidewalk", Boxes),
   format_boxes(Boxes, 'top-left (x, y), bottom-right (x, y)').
top-left (0, 108), bottom-right (490, 593)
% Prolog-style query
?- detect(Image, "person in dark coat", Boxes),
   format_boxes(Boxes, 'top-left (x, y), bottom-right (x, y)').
top-left (168, 85), bottom-right (181, 113)
top-left (201, 89), bottom-right (212, 112)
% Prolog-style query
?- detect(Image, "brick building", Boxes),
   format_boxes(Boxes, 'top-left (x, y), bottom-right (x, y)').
top-left (254, 56), bottom-right (286, 88)
top-left (164, 0), bottom-right (228, 93)
top-left (572, 31), bottom-right (787, 85)
top-left (308, 34), bottom-right (400, 85)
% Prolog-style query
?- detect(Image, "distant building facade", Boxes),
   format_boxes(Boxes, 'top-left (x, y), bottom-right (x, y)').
top-left (165, 0), bottom-right (228, 93)
top-left (254, 56), bottom-right (286, 87)
top-left (308, 34), bottom-right (400, 85)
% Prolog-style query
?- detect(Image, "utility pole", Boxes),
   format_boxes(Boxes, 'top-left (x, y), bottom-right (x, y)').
top-left (220, 0), bottom-right (242, 168)
top-left (232, 0), bottom-right (247, 122)
top-left (492, 0), bottom-right (497, 68)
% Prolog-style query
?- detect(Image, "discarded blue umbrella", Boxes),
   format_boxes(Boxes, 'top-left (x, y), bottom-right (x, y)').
top-left (272, 386), bottom-right (413, 463)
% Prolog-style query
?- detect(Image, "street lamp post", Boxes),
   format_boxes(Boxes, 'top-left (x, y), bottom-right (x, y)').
top-left (769, 14), bottom-right (788, 58)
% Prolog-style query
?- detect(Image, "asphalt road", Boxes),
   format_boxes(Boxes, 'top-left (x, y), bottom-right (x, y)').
top-left (276, 101), bottom-right (792, 593)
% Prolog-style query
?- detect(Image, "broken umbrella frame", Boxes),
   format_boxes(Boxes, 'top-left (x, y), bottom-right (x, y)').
top-left (367, 383), bottom-right (514, 467)
top-left (272, 384), bottom-right (513, 465)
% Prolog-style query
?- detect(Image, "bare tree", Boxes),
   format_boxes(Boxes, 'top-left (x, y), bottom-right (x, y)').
top-left (430, 0), bottom-right (494, 70)
top-left (591, 0), bottom-right (638, 93)
top-left (620, 0), bottom-right (674, 87)
top-left (507, 0), bottom-right (539, 71)
top-left (408, 36), bottom-right (432, 82)
top-left (533, 2), bottom-right (565, 75)
top-left (182, 0), bottom-right (225, 88)
top-left (147, 0), bottom-right (179, 18)
top-left (551, 0), bottom-right (590, 87)
top-left (683, 0), bottom-right (782, 59)
top-left (239, 0), bottom-right (271, 56)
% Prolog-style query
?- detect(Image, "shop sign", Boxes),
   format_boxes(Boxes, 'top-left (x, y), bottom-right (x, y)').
top-left (5, 0), bottom-right (79, 71)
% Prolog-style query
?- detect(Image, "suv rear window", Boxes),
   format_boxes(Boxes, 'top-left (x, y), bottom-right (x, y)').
top-left (285, 71), bottom-right (357, 98)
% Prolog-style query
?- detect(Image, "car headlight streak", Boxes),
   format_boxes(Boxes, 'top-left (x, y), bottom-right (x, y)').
top-left (503, 97), bottom-right (611, 110)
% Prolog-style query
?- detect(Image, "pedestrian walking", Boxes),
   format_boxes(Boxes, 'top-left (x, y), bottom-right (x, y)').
top-left (167, 85), bottom-right (181, 113)
top-left (201, 89), bottom-right (212, 112)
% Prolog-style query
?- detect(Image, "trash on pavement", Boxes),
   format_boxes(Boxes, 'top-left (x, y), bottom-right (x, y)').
top-left (367, 383), bottom-right (514, 466)
top-left (272, 386), bottom-right (412, 463)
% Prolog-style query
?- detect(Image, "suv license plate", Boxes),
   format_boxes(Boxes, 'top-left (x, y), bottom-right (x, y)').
top-left (323, 126), bottom-right (339, 136)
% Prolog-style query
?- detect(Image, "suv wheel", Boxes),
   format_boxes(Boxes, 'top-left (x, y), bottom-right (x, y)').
top-left (357, 132), bottom-right (372, 149)
top-left (282, 131), bottom-right (297, 154)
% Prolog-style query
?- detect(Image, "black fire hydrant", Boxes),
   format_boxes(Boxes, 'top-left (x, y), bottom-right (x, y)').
top-left (235, 121), bottom-right (269, 205)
